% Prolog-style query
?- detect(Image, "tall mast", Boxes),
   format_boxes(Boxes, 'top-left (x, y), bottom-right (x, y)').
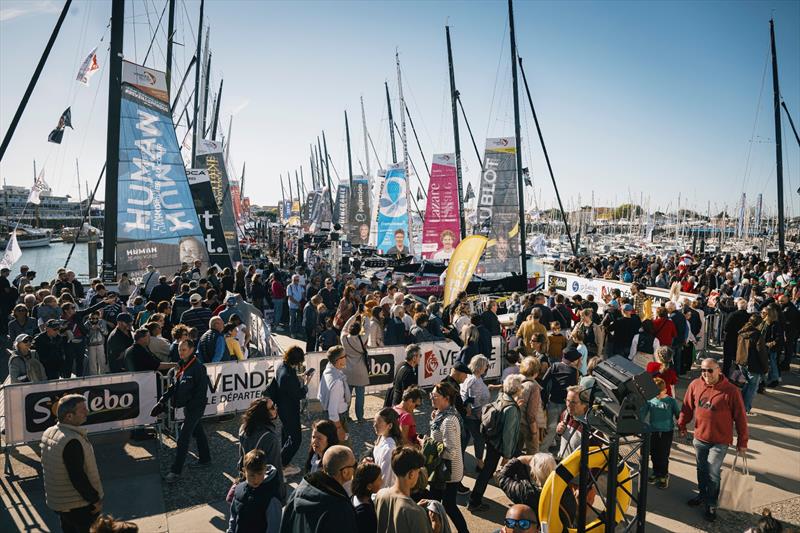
top-left (165, 0), bottom-right (176, 94)
top-left (385, 81), bottom-right (397, 164)
top-left (396, 51), bottom-right (413, 254)
top-left (296, 170), bottom-right (302, 213)
top-left (446, 26), bottom-right (466, 239)
top-left (508, 0), bottom-right (527, 279)
top-left (345, 110), bottom-right (353, 187)
top-left (770, 19), bottom-right (785, 254)
top-left (211, 78), bottom-right (223, 139)
top-left (361, 96), bottom-right (371, 177)
top-left (317, 136), bottom-right (324, 188)
top-left (190, 0), bottom-right (204, 164)
top-left (201, 36), bottom-right (212, 138)
top-left (323, 131), bottom-right (334, 210)
top-left (103, 0), bottom-right (124, 274)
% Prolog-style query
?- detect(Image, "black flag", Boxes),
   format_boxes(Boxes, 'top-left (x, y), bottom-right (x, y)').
top-left (464, 181), bottom-right (475, 202)
top-left (48, 107), bottom-right (73, 144)
top-left (522, 167), bottom-right (532, 187)
top-left (416, 189), bottom-right (423, 201)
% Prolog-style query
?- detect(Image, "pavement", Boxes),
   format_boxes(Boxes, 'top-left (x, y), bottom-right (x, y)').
top-left (2, 331), bottom-right (799, 532)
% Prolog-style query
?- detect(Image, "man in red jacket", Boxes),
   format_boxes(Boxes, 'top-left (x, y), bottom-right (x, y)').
top-left (678, 357), bottom-right (748, 522)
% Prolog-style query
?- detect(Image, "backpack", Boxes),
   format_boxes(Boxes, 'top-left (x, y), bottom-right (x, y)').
top-left (481, 396), bottom-right (516, 444)
top-left (636, 332), bottom-right (655, 354)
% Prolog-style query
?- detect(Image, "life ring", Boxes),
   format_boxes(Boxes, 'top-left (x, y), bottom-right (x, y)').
top-left (538, 446), bottom-right (633, 533)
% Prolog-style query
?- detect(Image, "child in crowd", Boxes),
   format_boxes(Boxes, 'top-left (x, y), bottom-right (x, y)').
top-left (352, 462), bottom-right (383, 533)
top-left (224, 323), bottom-right (244, 361)
top-left (85, 310), bottom-right (110, 375)
top-left (569, 329), bottom-right (588, 375)
top-left (547, 321), bottom-right (567, 361)
top-left (646, 346), bottom-right (678, 397)
top-left (646, 377), bottom-right (681, 489)
top-left (227, 449), bottom-right (282, 533)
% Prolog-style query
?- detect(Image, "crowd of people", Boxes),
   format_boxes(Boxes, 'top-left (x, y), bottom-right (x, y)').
top-left (13, 247), bottom-right (797, 533)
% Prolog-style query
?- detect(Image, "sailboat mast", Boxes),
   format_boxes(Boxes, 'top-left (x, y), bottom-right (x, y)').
top-left (323, 131), bottom-right (334, 210)
top-left (211, 78), bottom-right (223, 140)
top-left (361, 96), bottom-right (371, 177)
top-left (446, 26), bottom-right (466, 240)
top-left (165, 0), bottom-right (176, 94)
top-left (770, 19), bottom-right (785, 254)
top-left (508, 0), bottom-right (527, 278)
top-left (190, 0), bottom-right (204, 164)
top-left (345, 110), bottom-right (353, 187)
top-left (396, 52), bottom-right (413, 254)
top-left (385, 81), bottom-right (397, 164)
top-left (103, 0), bottom-right (124, 274)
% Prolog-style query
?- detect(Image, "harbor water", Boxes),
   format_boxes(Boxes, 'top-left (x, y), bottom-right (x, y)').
top-left (19, 242), bottom-right (95, 283)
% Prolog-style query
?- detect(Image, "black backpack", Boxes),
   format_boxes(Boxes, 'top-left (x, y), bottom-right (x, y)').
top-left (481, 396), bottom-right (517, 446)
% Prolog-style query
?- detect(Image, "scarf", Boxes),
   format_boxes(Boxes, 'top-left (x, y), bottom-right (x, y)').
top-left (430, 405), bottom-right (456, 433)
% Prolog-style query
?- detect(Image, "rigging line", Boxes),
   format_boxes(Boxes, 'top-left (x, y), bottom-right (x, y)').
top-left (64, 163), bottom-right (106, 268)
top-left (781, 101), bottom-right (800, 148)
top-left (131, 0), bottom-right (139, 64)
top-left (180, 0), bottom-right (196, 43)
top-left (457, 95), bottom-right (483, 169)
top-left (399, 65), bottom-right (436, 150)
top-left (741, 44), bottom-right (771, 194)
top-left (367, 133), bottom-right (384, 171)
top-left (486, 16), bottom-right (509, 141)
top-left (404, 102), bottom-right (431, 184)
top-left (393, 121), bottom-right (428, 196)
top-left (143, 0), bottom-right (168, 66)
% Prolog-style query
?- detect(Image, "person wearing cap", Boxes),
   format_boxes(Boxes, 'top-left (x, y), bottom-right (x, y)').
top-left (106, 313), bottom-right (134, 373)
top-left (540, 348), bottom-right (582, 452)
top-left (33, 319), bottom-right (68, 380)
top-left (180, 293), bottom-right (212, 336)
top-left (608, 303), bottom-right (641, 357)
top-left (8, 333), bottom-right (46, 383)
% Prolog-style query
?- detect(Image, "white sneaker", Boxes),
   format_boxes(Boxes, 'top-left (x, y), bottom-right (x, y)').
top-left (283, 465), bottom-right (301, 477)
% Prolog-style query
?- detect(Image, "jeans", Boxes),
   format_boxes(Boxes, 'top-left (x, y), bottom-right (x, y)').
top-left (279, 411), bottom-right (302, 466)
top-left (58, 504), bottom-right (99, 533)
top-left (693, 438), bottom-right (728, 508)
top-left (650, 430), bottom-right (674, 478)
top-left (350, 385), bottom-right (365, 421)
top-left (172, 407), bottom-right (210, 474)
top-left (470, 443), bottom-right (502, 506)
top-left (430, 482), bottom-right (469, 533)
top-left (767, 350), bottom-right (780, 383)
top-left (289, 307), bottom-right (302, 335)
top-left (742, 371), bottom-right (762, 412)
top-left (273, 298), bottom-right (285, 326)
top-left (463, 416), bottom-right (485, 463)
top-left (540, 402), bottom-right (565, 451)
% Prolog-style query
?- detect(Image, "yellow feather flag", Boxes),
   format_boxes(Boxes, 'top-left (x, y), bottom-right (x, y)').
top-left (443, 235), bottom-right (489, 307)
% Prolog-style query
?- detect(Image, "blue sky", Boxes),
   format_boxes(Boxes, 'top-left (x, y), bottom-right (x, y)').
top-left (1, 0), bottom-right (798, 218)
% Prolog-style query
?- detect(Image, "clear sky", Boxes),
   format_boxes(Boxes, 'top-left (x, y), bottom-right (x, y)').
top-left (1, 0), bottom-right (799, 219)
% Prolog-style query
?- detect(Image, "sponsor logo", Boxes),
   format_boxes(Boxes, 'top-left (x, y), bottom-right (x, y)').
top-left (424, 350), bottom-right (438, 379)
top-left (25, 382), bottom-right (140, 433)
top-left (367, 354), bottom-right (395, 386)
top-left (548, 274), bottom-right (567, 291)
top-left (206, 367), bottom-right (268, 406)
top-left (572, 281), bottom-right (580, 292)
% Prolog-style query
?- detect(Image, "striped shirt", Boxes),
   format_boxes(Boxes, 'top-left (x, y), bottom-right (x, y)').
top-left (430, 411), bottom-right (463, 483)
top-left (180, 307), bottom-right (212, 335)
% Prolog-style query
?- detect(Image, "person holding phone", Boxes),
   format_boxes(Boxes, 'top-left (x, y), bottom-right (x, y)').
top-left (275, 346), bottom-right (313, 476)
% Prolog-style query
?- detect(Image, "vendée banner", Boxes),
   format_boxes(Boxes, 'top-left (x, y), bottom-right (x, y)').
top-left (421, 153), bottom-right (461, 260)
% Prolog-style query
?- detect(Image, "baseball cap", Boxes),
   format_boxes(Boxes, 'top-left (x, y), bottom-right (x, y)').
top-left (190, 293), bottom-right (203, 303)
top-left (607, 301), bottom-right (619, 308)
top-left (453, 361), bottom-right (472, 375)
top-left (622, 304), bottom-right (633, 313)
top-left (116, 313), bottom-right (133, 323)
top-left (45, 319), bottom-right (61, 329)
top-left (563, 348), bottom-right (582, 363)
top-left (226, 296), bottom-right (237, 305)
top-left (15, 333), bottom-right (33, 344)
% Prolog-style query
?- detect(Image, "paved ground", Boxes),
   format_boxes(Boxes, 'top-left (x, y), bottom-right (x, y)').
top-left (2, 333), bottom-right (799, 532)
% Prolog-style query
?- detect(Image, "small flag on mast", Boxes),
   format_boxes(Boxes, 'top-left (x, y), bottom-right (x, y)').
top-left (416, 189), bottom-right (423, 201)
top-left (28, 169), bottom-right (51, 205)
top-left (47, 107), bottom-right (73, 144)
top-left (76, 47), bottom-right (100, 86)
top-left (464, 182), bottom-right (475, 202)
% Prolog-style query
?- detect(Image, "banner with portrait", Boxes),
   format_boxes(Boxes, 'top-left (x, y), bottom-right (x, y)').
top-left (421, 153), bottom-right (461, 260)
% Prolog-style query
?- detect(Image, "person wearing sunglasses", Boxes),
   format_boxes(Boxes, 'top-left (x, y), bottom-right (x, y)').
top-left (678, 357), bottom-right (748, 523)
top-left (494, 504), bottom-right (538, 533)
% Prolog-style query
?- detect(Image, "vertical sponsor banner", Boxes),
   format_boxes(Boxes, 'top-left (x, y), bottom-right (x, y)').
top-left (443, 235), bottom-right (488, 306)
top-left (421, 153), bottom-right (461, 260)
top-left (288, 200), bottom-right (301, 227)
top-left (348, 176), bottom-right (372, 245)
top-left (334, 184), bottom-right (350, 231)
top-left (282, 200), bottom-right (292, 222)
top-left (117, 61), bottom-right (209, 282)
top-left (476, 137), bottom-right (521, 274)
top-left (230, 180), bottom-right (243, 223)
top-left (194, 139), bottom-right (242, 263)
top-left (376, 164), bottom-right (410, 255)
top-left (187, 169), bottom-right (233, 271)
top-left (1, 372), bottom-right (159, 445)
top-left (302, 190), bottom-right (318, 231)
top-left (310, 188), bottom-right (332, 232)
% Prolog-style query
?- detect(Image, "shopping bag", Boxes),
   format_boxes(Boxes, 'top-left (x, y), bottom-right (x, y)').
top-left (718, 453), bottom-right (755, 512)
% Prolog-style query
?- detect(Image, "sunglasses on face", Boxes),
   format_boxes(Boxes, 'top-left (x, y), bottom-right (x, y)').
top-left (504, 518), bottom-right (533, 530)
top-left (700, 368), bottom-right (717, 373)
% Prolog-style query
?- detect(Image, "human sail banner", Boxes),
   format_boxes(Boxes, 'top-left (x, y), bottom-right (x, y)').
top-left (187, 169), bottom-right (233, 271)
top-left (421, 154), bottom-right (461, 261)
top-left (475, 137), bottom-right (521, 274)
top-left (376, 164), bottom-right (410, 255)
top-left (116, 61), bottom-right (209, 281)
top-left (348, 176), bottom-right (371, 245)
top-left (194, 139), bottom-right (242, 263)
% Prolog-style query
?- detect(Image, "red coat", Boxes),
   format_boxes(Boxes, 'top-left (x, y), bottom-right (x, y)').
top-left (653, 317), bottom-right (677, 347)
top-left (678, 375), bottom-right (748, 449)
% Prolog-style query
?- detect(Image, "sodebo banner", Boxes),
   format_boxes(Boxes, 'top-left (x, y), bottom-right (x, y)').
top-left (1, 372), bottom-right (159, 445)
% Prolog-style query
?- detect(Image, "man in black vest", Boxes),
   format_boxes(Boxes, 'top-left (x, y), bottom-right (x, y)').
top-left (197, 317), bottom-right (230, 363)
top-left (385, 344), bottom-right (420, 407)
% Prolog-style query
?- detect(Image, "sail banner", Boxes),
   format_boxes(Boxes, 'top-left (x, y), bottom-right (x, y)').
top-left (376, 164), bottom-right (410, 255)
top-left (187, 169), bottom-right (233, 271)
top-left (443, 236), bottom-right (488, 307)
top-left (333, 184), bottom-right (350, 231)
top-left (348, 176), bottom-right (372, 245)
top-left (282, 200), bottom-right (292, 221)
top-left (302, 190), bottom-right (318, 230)
top-left (421, 154), bottom-right (461, 261)
top-left (116, 61), bottom-right (209, 282)
top-left (476, 137), bottom-right (521, 274)
top-left (195, 139), bottom-right (242, 264)
top-left (288, 200), bottom-right (301, 227)
top-left (310, 188), bottom-right (332, 233)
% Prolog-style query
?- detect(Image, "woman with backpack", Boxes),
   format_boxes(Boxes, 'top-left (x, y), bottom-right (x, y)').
top-left (630, 319), bottom-right (661, 366)
top-left (427, 381), bottom-right (469, 533)
top-left (236, 397), bottom-right (286, 502)
top-left (737, 314), bottom-right (768, 413)
top-left (341, 314), bottom-right (370, 422)
top-left (270, 345), bottom-right (311, 476)
top-left (460, 355), bottom-right (491, 472)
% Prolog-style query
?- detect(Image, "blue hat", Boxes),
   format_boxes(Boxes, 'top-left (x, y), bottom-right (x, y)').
top-left (116, 312), bottom-right (133, 323)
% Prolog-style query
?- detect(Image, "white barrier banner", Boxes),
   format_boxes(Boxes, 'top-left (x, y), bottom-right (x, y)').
top-left (177, 358), bottom-right (276, 419)
top-left (1, 372), bottom-right (158, 445)
top-left (305, 336), bottom-right (504, 398)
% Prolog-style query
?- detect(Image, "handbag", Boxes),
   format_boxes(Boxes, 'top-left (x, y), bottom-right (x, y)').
top-left (718, 452), bottom-right (755, 512)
